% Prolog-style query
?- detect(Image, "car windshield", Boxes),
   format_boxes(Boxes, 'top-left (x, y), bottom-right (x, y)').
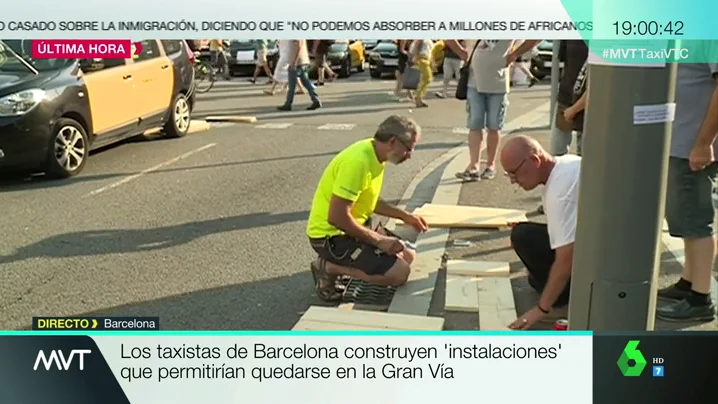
top-left (329, 43), bottom-right (348, 52)
top-left (538, 40), bottom-right (553, 51)
top-left (374, 43), bottom-right (397, 51)
top-left (0, 40), bottom-right (74, 73)
top-left (230, 40), bottom-right (255, 51)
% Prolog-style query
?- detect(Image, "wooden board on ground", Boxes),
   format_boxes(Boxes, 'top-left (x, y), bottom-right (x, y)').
top-left (293, 306), bottom-right (444, 331)
top-left (204, 115), bottom-right (257, 123)
top-left (446, 260), bottom-right (510, 277)
top-left (402, 203), bottom-right (527, 229)
top-left (444, 276), bottom-right (480, 312)
top-left (477, 277), bottom-right (517, 330)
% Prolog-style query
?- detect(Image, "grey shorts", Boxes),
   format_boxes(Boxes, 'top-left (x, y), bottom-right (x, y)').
top-left (665, 157), bottom-right (718, 238)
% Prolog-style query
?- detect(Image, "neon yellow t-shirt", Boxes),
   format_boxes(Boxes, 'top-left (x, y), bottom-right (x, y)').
top-left (306, 138), bottom-right (385, 239)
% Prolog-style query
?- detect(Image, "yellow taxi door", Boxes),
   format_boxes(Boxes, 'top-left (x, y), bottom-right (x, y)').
top-left (81, 58), bottom-right (139, 135)
top-left (349, 42), bottom-right (362, 68)
top-left (131, 40), bottom-right (174, 120)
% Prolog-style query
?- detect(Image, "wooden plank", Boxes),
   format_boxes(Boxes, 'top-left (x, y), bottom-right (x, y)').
top-left (444, 276), bottom-right (480, 312)
top-left (300, 306), bottom-right (444, 330)
top-left (477, 277), bottom-right (517, 330)
top-left (292, 320), bottom-right (390, 331)
top-left (447, 260), bottom-right (510, 277)
top-left (402, 203), bottom-right (528, 229)
top-left (337, 303), bottom-right (389, 312)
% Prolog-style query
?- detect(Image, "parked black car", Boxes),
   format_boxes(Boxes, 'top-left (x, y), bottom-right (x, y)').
top-left (531, 40), bottom-right (563, 80)
top-left (367, 41), bottom-right (401, 78)
top-left (226, 40), bottom-right (279, 76)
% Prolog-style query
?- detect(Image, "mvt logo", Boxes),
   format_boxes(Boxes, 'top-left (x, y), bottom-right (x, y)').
top-left (33, 349), bottom-right (91, 371)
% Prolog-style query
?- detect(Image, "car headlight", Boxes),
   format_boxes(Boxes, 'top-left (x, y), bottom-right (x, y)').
top-left (0, 89), bottom-right (46, 117)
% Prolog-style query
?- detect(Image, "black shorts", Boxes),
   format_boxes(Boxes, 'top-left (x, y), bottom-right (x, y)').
top-left (308, 221), bottom-right (398, 276)
top-left (398, 53), bottom-right (409, 74)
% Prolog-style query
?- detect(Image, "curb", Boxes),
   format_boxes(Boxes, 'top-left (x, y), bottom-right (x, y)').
top-left (204, 116), bottom-right (257, 124)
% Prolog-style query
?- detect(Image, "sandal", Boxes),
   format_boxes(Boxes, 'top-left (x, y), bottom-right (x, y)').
top-left (310, 259), bottom-right (342, 302)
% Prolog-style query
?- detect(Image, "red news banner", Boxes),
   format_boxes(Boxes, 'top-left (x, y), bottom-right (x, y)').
top-left (32, 39), bottom-right (143, 59)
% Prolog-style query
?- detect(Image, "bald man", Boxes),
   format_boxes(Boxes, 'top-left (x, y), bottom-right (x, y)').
top-left (500, 136), bottom-right (581, 329)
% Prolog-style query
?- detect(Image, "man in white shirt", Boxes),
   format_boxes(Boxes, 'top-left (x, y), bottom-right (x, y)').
top-left (499, 135), bottom-right (581, 330)
top-left (278, 39), bottom-right (322, 111)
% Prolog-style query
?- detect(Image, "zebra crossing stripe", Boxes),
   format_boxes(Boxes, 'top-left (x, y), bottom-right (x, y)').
top-left (452, 127), bottom-right (469, 134)
top-left (256, 123), bottom-right (294, 129)
top-left (317, 123), bottom-right (356, 131)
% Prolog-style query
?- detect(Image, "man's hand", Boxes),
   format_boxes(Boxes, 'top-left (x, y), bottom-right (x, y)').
top-left (563, 106), bottom-right (578, 122)
top-left (508, 306), bottom-right (548, 330)
top-left (402, 213), bottom-right (429, 232)
top-left (689, 144), bottom-right (715, 171)
top-left (377, 237), bottom-right (406, 255)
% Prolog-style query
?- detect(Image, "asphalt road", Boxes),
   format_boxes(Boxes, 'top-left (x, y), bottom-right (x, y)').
top-left (0, 70), bottom-right (550, 330)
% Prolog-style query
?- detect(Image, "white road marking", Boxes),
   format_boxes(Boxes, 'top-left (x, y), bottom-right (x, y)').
top-left (256, 123), bottom-right (293, 129)
top-left (317, 123), bottom-right (356, 131)
top-left (86, 143), bottom-right (217, 196)
top-left (452, 127), bottom-right (469, 134)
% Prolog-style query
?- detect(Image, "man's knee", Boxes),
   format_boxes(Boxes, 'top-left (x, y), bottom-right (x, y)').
top-left (510, 223), bottom-right (535, 250)
top-left (384, 259), bottom-right (411, 287)
top-left (399, 248), bottom-right (416, 265)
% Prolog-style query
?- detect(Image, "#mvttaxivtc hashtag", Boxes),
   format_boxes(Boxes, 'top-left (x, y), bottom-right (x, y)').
top-left (602, 48), bottom-right (609, 58)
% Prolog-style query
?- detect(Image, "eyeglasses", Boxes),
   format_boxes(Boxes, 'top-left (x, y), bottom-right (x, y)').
top-left (377, 132), bottom-right (414, 152)
top-left (504, 158), bottom-right (527, 177)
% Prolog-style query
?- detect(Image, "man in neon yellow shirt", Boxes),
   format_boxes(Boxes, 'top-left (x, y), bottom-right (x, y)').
top-left (307, 115), bottom-right (429, 301)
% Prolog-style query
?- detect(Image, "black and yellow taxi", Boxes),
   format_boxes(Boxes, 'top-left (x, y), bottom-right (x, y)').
top-left (0, 39), bottom-right (196, 178)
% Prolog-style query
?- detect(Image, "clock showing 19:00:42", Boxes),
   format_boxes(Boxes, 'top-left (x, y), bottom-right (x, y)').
top-left (613, 21), bottom-right (685, 36)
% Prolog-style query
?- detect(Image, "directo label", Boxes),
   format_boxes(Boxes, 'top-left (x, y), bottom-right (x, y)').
top-left (31, 40), bottom-right (141, 59)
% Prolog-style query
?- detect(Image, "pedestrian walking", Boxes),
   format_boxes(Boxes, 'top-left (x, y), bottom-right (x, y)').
top-left (277, 40), bottom-right (321, 111)
top-left (312, 39), bottom-right (337, 86)
top-left (410, 39), bottom-right (434, 108)
top-left (436, 40), bottom-right (464, 99)
top-left (264, 40), bottom-right (307, 96)
top-left (209, 39), bottom-right (230, 80)
top-left (250, 39), bottom-right (275, 84)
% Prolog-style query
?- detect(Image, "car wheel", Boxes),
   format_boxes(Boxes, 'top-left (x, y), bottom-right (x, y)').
top-left (164, 93), bottom-right (191, 138)
top-left (45, 117), bottom-right (90, 178)
top-left (370, 69), bottom-right (381, 79)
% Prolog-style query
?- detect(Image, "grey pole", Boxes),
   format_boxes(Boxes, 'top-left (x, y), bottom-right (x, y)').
top-left (568, 63), bottom-right (677, 330)
top-left (549, 40), bottom-right (561, 127)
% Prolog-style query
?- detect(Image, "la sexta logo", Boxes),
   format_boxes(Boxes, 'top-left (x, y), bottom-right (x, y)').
top-left (33, 349), bottom-right (92, 371)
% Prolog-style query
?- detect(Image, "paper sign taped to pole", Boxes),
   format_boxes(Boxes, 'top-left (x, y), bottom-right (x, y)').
top-left (633, 103), bottom-right (676, 125)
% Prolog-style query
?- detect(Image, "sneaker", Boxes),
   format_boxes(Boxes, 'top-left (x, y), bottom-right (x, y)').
top-left (480, 168), bottom-right (496, 180)
top-left (455, 170), bottom-right (479, 182)
top-left (536, 204), bottom-right (544, 214)
top-left (528, 77), bottom-right (539, 88)
top-left (435, 92), bottom-right (445, 99)
top-left (657, 284), bottom-right (692, 301)
top-left (277, 104), bottom-right (291, 111)
top-left (656, 299), bottom-right (715, 322)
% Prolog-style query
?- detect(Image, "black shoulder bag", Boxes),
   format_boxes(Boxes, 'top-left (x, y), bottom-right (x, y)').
top-left (455, 41), bottom-right (481, 100)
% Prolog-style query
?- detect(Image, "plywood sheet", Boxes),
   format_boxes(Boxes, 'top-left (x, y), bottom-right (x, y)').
top-left (298, 306), bottom-right (444, 330)
top-left (445, 276), bottom-right (480, 312)
top-left (447, 260), bottom-right (510, 277)
top-left (292, 320), bottom-right (388, 331)
top-left (406, 203), bottom-right (527, 229)
top-left (477, 278), bottom-right (517, 330)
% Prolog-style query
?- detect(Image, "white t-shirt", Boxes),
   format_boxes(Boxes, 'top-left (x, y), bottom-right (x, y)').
top-left (543, 155), bottom-right (581, 249)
